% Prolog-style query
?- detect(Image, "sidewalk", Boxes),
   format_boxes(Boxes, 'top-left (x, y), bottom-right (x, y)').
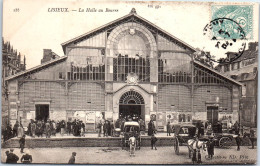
top-left (12, 132), bottom-right (172, 139)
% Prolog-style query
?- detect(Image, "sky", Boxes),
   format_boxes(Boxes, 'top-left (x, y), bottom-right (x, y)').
top-left (2, 0), bottom-right (259, 69)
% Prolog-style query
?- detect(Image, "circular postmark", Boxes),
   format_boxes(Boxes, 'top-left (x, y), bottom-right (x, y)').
top-left (203, 18), bottom-right (247, 63)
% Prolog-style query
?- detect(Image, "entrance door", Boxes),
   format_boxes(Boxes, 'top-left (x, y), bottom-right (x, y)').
top-left (119, 104), bottom-right (143, 120)
top-left (119, 91), bottom-right (145, 121)
top-left (207, 106), bottom-right (218, 125)
top-left (35, 104), bottom-right (49, 122)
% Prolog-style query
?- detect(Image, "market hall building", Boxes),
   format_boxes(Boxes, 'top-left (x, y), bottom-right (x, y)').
top-left (5, 9), bottom-right (242, 131)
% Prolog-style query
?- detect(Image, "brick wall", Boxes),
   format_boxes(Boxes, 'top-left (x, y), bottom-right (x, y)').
top-left (158, 85), bottom-right (191, 112)
top-left (194, 86), bottom-right (232, 112)
top-left (18, 81), bottom-right (105, 126)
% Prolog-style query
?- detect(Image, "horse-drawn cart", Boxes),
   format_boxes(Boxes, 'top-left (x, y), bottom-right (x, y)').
top-left (172, 124), bottom-right (197, 155)
top-left (210, 133), bottom-right (235, 148)
top-left (121, 121), bottom-right (141, 150)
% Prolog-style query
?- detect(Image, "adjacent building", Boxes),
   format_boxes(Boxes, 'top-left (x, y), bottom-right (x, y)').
top-left (5, 9), bottom-right (242, 131)
top-left (2, 38), bottom-right (26, 127)
top-left (216, 42), bottom-right (258, 127)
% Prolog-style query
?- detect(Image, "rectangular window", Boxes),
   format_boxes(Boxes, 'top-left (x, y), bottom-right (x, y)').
top-left (59, 72), bottom-right (64, 79)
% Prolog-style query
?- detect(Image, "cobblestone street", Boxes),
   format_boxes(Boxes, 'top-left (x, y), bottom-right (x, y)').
top-left (2, 146), bottom-right (257, 164)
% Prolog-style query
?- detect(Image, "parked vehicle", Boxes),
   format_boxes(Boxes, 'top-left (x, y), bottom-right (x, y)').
top-left (121, 121), bottom-right (141, 150)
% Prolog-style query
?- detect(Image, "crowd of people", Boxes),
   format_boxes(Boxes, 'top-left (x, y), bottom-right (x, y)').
top-left (96, 115), bottom-right (146, 137)
top-left (2, 116), bottom-right (257, 164)
top-left (2, 115), bottom-right (149, 141)
top-left (2, 121), bottom-right (24, 142)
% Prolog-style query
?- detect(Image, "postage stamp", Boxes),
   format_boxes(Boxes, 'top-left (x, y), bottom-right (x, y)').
top-left (211, 5), bottom-right (253, 39)
top-left (203, 17), bottom-right (247, 63)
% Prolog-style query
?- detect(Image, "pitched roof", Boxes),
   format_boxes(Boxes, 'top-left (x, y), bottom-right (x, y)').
top-left (235, 72), bottom-right (257, 82)
top-left (5, 56), bottom-right (67, 81)
top-left (61, 9), bottom-right (196, 53)
top-left (194, 60), bottom-right (242, 86)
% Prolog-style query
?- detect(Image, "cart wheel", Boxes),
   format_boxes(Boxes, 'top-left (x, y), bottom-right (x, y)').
top-left (173, 137), bottom-right (180, 155)
top-left (219, 137), bottom-right (231, 148)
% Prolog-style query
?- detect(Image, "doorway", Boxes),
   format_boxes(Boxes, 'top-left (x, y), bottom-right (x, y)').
top-left (207, 106), bottom-right (218, 125)
top-left (119, 91), bottom-right (145, 121)
top-left (35, 104), bottom-right (49, 122)
top-left (119, 104), bottom-right (145, 120)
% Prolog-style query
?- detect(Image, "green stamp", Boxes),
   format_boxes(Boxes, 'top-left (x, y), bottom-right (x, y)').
top-left (211, 5), bottom-right (253, 39)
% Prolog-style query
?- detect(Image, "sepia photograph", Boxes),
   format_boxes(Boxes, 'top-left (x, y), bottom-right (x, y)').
top-left (1, 0), bottom-right (259, 164)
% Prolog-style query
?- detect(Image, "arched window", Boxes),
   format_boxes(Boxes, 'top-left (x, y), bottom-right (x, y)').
top-left (117, 35), bottom-right (147, 58)
top-left (119, 91), bottom-right (145, 105)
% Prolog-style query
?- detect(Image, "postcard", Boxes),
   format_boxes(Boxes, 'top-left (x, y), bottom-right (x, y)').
top-left (1, 0), bottom-right (258, 164)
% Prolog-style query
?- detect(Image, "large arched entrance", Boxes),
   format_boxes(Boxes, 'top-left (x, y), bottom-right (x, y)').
top-left (119, 91), bottom-right (145, 120)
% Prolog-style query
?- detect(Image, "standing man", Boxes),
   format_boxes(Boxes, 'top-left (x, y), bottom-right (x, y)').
top-left (235, 134), bottom-right (242, 151)
top-left (7, 124), bottom-right (13, 140)
top-left (67, 121), bottom-right (72, 135)
top-left (148, 120), bottom-right (154, 136)
top-left (206, 136), bottom-right (215, 159)
top-left (167, 122), bottom-right (171, 136)
top-left (249, 127), bottom-right (256, 149)
top-left (234, 121), bottom-right (240, 135)
top-left (27, 120), bottom-right (32, 137)
top-left (103, 120), bottom-right (109, 137)
top-left (13, 121), bottom-right (19, 137)
top-left (19, 135), bottom-right (26, 153)
top-left (60, 120), bottom-right (66, 136)
top-left (110, 121), bottom-right (114, 137)
top-left (68, 152), bottom-right (77, 164)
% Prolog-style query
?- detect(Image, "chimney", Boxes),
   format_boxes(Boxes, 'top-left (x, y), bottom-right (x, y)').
top-left (248, 42), bottom-right (258, 51)
top-left (23, 56), bottom-right (26, 70)
top-left (41, 49), bottom-right (53, 64)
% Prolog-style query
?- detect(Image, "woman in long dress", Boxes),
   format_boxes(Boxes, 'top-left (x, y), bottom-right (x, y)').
top-left (17, 124), bottom-right (24, 138)
top-left (31, 121), bottom-right (36, 137)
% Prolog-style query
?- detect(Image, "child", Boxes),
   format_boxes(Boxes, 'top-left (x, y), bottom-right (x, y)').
top-left (167, 122), bottom-right (171, 136)
top-left (19, 135), bottom-right (26, 153)
top-left (151, 134), bottom-right (157, 150)
top-left (68, 152), bottom-right (77, 164)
